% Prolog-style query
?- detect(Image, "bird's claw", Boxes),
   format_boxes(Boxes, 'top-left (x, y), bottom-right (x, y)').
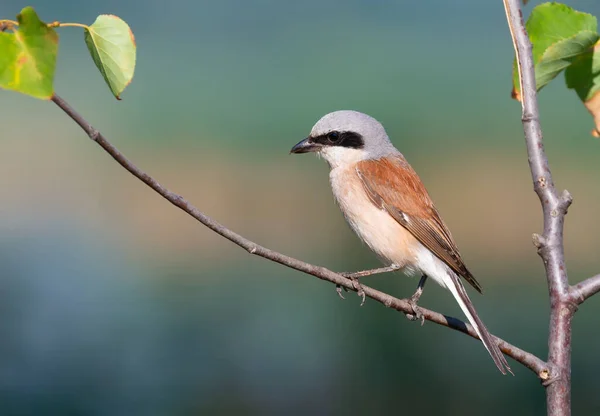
top-left (337, 273), bottom-right (366, 306)
top-left (403, 275), bottom-right (426, 325)
top-left (336, 284), bottom-right (346, 300)
top-left (405, 296), bottom-right (425, 326)
top-left (353, 278), bottom-right (366, 306)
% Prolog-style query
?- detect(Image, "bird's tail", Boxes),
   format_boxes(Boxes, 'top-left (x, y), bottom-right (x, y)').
top-left (441, 271), bottom-right (513, 375)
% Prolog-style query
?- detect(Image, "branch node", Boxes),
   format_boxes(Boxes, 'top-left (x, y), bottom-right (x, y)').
top-left (89, 128), bottom-right (101, 142)
top-left (559, 189), bottom-right (573, 211)
top-left (522, 112), bottom-right (535, 122)
top-left (569, 287), bottom-right (585, 305)
top-left (564, 301), bottom-right (579, 314)
top-left (247, 245), bottom-right (258, 254)
top-left (541, 369), bottom-right (561, 387)
top-left (538, 368), bottom-right (551, 382)
top-left (570, 274), bottom-right (600, 305)
top-left (532, 233), bottom-right (546, 248)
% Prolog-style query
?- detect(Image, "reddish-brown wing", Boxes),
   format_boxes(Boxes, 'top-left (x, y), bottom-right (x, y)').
top-left (356, 156), bottom-right (482, 293)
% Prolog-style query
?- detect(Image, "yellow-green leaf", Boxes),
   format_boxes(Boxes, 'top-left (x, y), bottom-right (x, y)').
top-left (84, 15), bottom-right (136, 99)
top-left (0, 7), bottom-right (58, 99)
top-left (536, 31), bottom-right (600, 90)
top-left (511, 2), bottom-right (598, 101)
top-left (565, 42), bottom-right (600, 136)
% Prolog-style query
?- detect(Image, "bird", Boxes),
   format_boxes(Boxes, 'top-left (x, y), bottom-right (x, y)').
top-left (290, 110), bottom-right (511, 375)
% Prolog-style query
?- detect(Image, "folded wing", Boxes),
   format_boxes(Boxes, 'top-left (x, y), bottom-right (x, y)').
top-left (355, 156), bottom-right (483, 293)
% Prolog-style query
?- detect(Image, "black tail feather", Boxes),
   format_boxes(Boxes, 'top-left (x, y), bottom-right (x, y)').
top-left (451, 273), bottom-right (513, 375)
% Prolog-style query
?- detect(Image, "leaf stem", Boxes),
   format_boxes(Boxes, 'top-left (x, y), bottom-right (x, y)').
top-left (0, 19), bottom-right (18, 30)
top-left (50, 22), bottom-right (89, 29)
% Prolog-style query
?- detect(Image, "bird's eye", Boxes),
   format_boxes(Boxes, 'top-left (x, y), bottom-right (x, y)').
top-left (327, 131), bottom-right (340, 143)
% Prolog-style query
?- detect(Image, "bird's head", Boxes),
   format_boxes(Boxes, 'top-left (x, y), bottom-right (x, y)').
top-left (290, 110), bottom-right (397, 168)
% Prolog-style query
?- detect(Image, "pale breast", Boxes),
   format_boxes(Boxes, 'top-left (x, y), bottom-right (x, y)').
top-left (329, 165), bottom-right (418, 268)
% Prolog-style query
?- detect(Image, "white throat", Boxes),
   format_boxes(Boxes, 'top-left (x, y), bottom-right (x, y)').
top-left (319, 147), bottom-right (367, 169)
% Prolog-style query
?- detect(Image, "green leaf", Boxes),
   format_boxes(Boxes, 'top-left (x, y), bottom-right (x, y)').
top-left (84, 15), bottom-right (136, 99)
top-left (0, 7), bottom-right (58, 99)
top-left (565, 42), bottom-right (600, 136)
top-left (512, 2), bottom-right (598, 100)
top-left (565, 43), bottom-right (600, 101)
top-left (536, 31), bottom-right (600, 89)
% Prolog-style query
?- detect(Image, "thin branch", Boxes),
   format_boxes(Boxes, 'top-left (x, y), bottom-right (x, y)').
top-left (0, 20), bottom-right (15, 32)
top-left (50, 93), bottom-right (549, 377)
top-left (503, 1), bottom-right (575, 415)
top-left (50, 22), bottom-right (89, 29)
top-left (571, 274), bottom-right (600, 305)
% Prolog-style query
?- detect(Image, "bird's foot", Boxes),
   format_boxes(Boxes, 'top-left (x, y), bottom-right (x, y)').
top-left (338, 273), bottom-right (366, 306)
top-left (335, 284), bottom-right (347, 300)
top-left (404, 295), bottom-right (424, 325)
top-left (403, 275), bottom-right (427, 325)
top-left (335, 264), bottom-right (400, 305)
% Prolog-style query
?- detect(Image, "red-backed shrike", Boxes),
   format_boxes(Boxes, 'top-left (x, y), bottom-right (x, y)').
top-left (290, 110), bottom-right (511, 375)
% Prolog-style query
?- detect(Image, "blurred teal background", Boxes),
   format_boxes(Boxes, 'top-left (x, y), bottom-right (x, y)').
top-left (1, 0), bottom-right (600, 415)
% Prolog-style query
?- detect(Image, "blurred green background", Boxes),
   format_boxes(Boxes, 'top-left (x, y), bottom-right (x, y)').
top-left (1, 1), bottom-right (600, 415)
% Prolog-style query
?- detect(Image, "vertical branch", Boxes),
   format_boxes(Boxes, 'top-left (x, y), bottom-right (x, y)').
top-left (502, 1), bottom-right (574, 415)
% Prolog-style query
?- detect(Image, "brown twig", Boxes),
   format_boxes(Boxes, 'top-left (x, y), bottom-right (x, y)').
top-left (50, 93), bottom-right (549, 377)
top-left (502, 1), bottom-right (578, 415)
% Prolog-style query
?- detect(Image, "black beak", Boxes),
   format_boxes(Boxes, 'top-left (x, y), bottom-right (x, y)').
top-left (290, 137), bottom-right (320, 154)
